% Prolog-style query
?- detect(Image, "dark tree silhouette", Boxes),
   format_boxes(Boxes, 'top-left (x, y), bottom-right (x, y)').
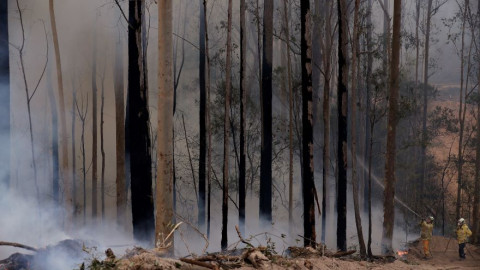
top-left (198, 0), bottom-right (207, 231)
top-left (128, 0), bottom-right (154, 244)
top-left (337, 0), bottom-right (348, 252)
top-left (301, 0), bottom-right (316, 247)
top-left (239, 0), bottom-right (247, 236)
top-left (0, 0), bottom-right (9, 189)
top-left (259, 0), bottom-right (273, 225)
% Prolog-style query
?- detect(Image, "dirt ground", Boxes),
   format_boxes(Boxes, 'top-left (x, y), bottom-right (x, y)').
top-left (111, 236), bottom-right (480, 270)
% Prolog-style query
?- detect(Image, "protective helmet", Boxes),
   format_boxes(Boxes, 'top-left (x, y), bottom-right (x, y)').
top-left (458, 218), bottom-right (465, 224)
top-left (428, 216), bottom-right (434, 221)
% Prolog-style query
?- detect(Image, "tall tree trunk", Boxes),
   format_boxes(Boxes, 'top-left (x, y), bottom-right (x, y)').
top-left (420, 0), bottom-right (433, 208)
top-left (49, 0), bottom-right (72, 231)
top-left (203, 0), bottom-right (212, 240)
top-left (92, 31), bottom-right (98, 221)
top-left (283, 0), bottom-right (294, 239)
top-left (414, 0), bottom-right (420, 85)
top-left (473, 0), bottom-right (480, 244)
top-left (337, 0), bottom-right (348, 252)
top-left (321, 0), bottom-right (333, 244)
top-left (456, 0), bottom-right (468, 221)
top-left (129, 0), bottom-right (154, 244)
top-left (156, 0), bottom-right (174, 252)
top-left (47, 66), bottom-right (60, 206)
top-left (0, 0), bottom-right (9, 189)
top-left (100, 68), bottom-right (106, 221)
top-left (221, 0), bottom-right (233, 251)
top-left (70, 82), bottom-right (76, 216)
top-left (260, 0), bottom-right (273, 225)
top-left (365, 0), bottom-right (373, 258)
top-left (114, 28), bottom-right (126, 228)
top-left (350, 0), bottom-right (366, 258)
top-left (301, 0), bottom-right (316, 248)
top-left (198, 0), bottom-right (207, 231)
top-left (382, 0), bottom-right (402, 256)
top-left (239, 0), bottom-right (247, 236)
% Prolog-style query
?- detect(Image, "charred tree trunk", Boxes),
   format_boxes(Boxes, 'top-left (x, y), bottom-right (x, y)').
top-left (301, 0), bottom-right (316, 248)
top-left (199, 0), bottom-right (207, 231)
top-left (239, 0), bottom-right (247, 236)
top-left (49, 0), bottom-right (72, 231)
top-left (156, 0), bottom-right (174, 252)
top-left (0, 0), bottom-right (9, 189)
top-left (337, 0), bottom-right (348, 252)
top-left (221, 0), bottom-right (233, 251)
top-left (128, 0), bottom-right (154, 244)
top-left (365, 0), bottom-right (373, 258)
top-left (260, 0), bottom-right (273, 225)
top-left (382, 0), bottom-right (402, 256)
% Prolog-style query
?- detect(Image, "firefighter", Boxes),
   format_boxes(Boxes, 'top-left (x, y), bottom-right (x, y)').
top-left (420, 216), bottom-right (434, 259)
top-left (456, 218), bottom-right (472, 259)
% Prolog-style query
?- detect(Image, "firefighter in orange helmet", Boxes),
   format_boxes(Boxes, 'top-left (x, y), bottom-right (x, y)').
top-left (420, 216), bottom-right (434, 259)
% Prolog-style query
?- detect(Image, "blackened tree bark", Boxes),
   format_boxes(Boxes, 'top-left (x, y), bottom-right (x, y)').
top-left (337, 0), bottom-right (348, 252)
top-left (260, 0), bottom-right (273, 225)
top-left (365, 0), bottom-right (373, 258)
top-left (382, 0), bottom-right (402, 256)
top-left (221, 0), bottom-right (233, 251)
top-left (239, 0), bottom-right (247, 236)
top-left (198, 0), bottom-right (207, 231)
top-left (301, 0), bottom-right (316, 248)
top-left (0, 0), bottom-right (9, 189)
top-left (128, 0), bottom-right (154, 244)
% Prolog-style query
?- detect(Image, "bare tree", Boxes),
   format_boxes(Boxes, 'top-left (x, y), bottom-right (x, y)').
top-left (0, 0), bottom-right (9, 189)
top-left (49, 0), bottom-right (72, 231)
top-left (198, 0), bottom-right (207, 231)
top-left (350, 0), bottom-right (366, 258)
top-left (92, 28), bottom-right (98, 221)
top-left (156, 0), bottom-right (174, 252)
top-left (221, 0), bottom-right (233, 251)
top-left (473, 0), bottom-right (480, 244)
top-left (382, 0), bottom-right (402, 256)
top-left (114, 27), bottom-right (126, 228)
top-left (260, 0), bottom-right (273, 225)
top-left (301, 0), bottom-right (316, 247)
top-left (76, 95), bottom-right (88, 225)
top-left (239, 0), bottom-right (247, 236)
top-left (337, 0), bottom-right (348, 252)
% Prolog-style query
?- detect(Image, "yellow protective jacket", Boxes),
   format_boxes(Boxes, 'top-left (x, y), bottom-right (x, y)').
top-left (456, 224), bottom-right (472, 244)
top-left (420, 221), bottom-right (433, 240)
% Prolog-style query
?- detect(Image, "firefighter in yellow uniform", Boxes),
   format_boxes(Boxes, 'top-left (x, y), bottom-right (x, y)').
top-left (456, 218), bottom-right (472, 259)
top-left (420, 216), bottom-right (434, 259)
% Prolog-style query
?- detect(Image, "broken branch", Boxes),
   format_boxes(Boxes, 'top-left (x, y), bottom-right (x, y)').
top-left (0, 241), bottom-right (37, 252)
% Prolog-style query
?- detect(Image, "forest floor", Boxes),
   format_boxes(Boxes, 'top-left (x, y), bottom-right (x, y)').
top-left (2, 236), bottom-right (479, 269)
top-left (107, 235), bottom-right (480, 269)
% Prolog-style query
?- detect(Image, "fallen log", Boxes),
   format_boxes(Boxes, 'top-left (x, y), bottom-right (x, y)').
top-left (180, 258), bottom-right (220, 270)
top-left (331, 250), bottom-right (356, 258)
top-left (0, 241), bottom-right (37, 252)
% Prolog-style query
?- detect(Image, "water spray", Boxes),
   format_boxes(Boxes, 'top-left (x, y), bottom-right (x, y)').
top-left (356, 155), bottom-right (422, 219)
